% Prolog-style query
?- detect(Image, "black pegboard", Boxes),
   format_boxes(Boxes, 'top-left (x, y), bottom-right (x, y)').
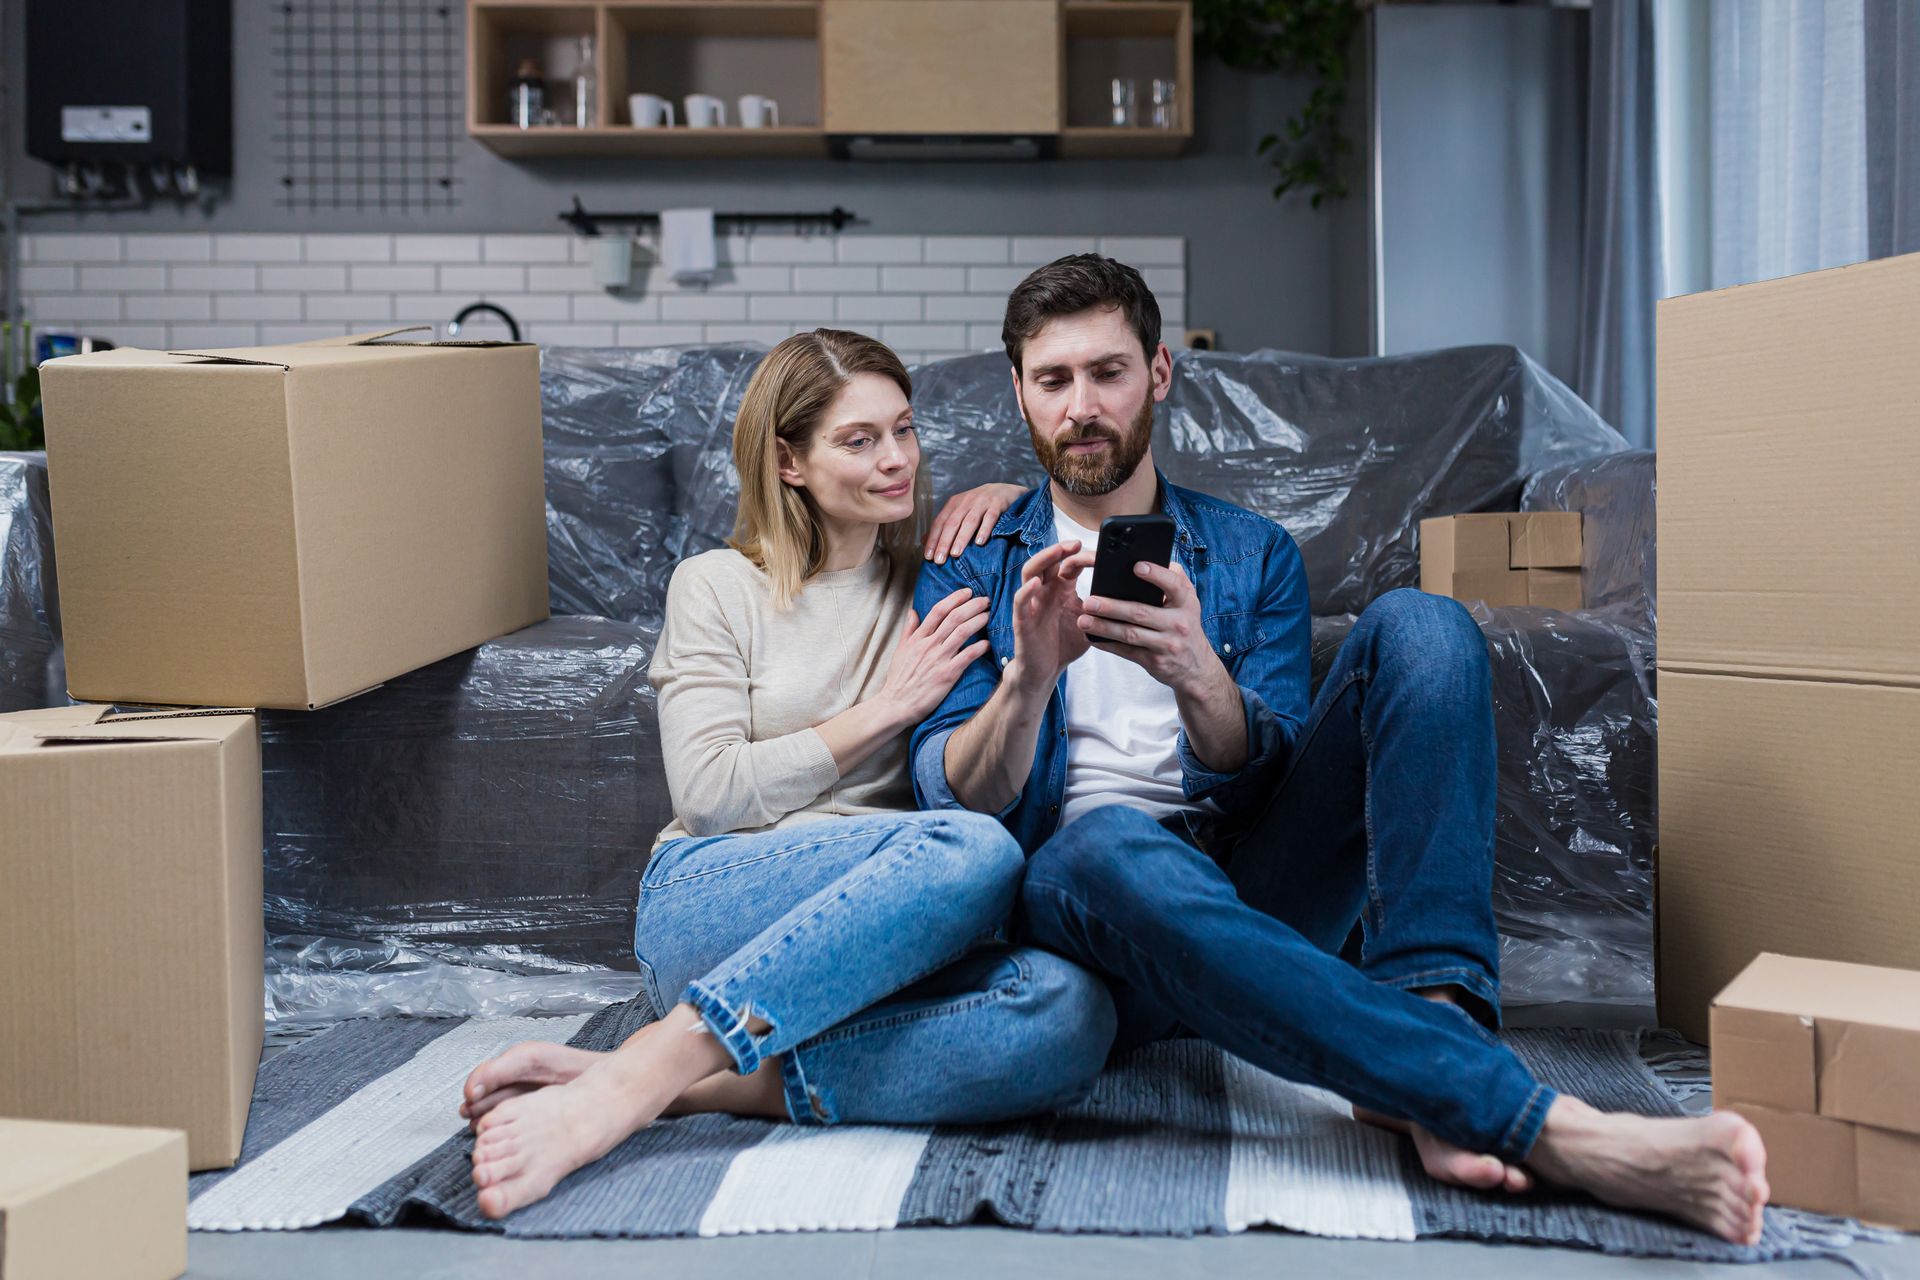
top-left (273, 0), bottom-right (462, 212)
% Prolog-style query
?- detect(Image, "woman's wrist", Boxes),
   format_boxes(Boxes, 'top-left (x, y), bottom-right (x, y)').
top-left (866, 692), bottom-right (917, 737)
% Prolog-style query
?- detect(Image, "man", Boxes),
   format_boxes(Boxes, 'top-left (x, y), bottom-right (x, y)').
top-left (910, 255), bottom-right (1769, 1245)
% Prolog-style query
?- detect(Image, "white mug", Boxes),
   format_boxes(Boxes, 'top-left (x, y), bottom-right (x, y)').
top-left (684, 94), bottom-right (727, 128)
top-left (588, 235), bottom-right (634, 290)
top-left (628, 93), bottom-right (675, 128)
top-left (737, 94), bottom-right (780, 129)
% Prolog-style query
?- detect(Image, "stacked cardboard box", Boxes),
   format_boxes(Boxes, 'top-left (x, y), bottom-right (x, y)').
top-left (38, 329), bottom-right (550, 709)
top-left (0, 1119), bottom-right (187, 1280)
top-left (1711, 953), bottom-right (1920, 1230)
top-left (1656, 253), bottom-right (1920, 1043)
top-left (1, 330), bottom-right (550, 1180)
top-left (0, 707), bottom-right (261, 1170)
top-left (1418, 512), bottom-right (1583, 608)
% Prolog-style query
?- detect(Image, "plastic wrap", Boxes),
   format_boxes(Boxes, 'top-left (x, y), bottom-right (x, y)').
top-left (540, 345), bottom-right (764, 626)
top-left (259, 615), bottom-right (667, 1022)
top-left (0, 451), bottom-right (63, 712)
top-left (1523, 448), bottom-right (1657, 623)
top-left (1157, 345), bottom-right (1629, 616)
top-left (1310, 533), bottom-right (1656, 1011)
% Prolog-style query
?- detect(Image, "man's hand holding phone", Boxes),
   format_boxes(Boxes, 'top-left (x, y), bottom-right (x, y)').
top-left (1080, 556), bottom-right (1224, 697)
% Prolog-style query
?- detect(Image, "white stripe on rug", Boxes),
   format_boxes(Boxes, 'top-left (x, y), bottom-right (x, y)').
top-left (697, 1124), bottom-right (932, 1236)
top-left (1221, 1054), bottom-right (1417, 1240)
top-left (189, 1014), bottom-right (593, 1231)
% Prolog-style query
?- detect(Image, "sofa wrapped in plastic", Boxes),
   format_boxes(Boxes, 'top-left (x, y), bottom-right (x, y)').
top-left (258, 615), bottom-right (661, 1021)
top-left (0, 452), bottom-right (62, 713)
top-left (527, 343), bottom-right (1656, 1013)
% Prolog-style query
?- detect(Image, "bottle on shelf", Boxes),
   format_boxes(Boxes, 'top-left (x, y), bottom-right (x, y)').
top-left (511, 59), bottom-right (545, 129)
top-left (574, 36), bottom-right (597, 128)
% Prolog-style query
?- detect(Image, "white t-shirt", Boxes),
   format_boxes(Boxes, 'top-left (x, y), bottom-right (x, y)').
top-left (1053, 506), bottom-right (1212, 828)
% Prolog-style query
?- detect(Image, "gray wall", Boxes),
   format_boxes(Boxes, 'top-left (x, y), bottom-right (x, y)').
top-left (1, 2), bottom-right (1344, 355)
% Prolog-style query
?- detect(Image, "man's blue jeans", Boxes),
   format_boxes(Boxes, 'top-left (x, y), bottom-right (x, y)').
top-left (640, 810), bottom-right (1116, 1126)
top-left (1021, 589), bottom-right (1558, 1163)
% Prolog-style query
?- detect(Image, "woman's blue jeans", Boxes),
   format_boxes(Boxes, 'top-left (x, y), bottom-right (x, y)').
top-left (1021, 589), bottom-right (1559, 1163)
top-left (638, 810), bottom-right (1117, 1126)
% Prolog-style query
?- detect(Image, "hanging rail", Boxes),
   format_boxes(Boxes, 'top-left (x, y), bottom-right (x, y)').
top-left (559, 196), bottom-right (857, 237)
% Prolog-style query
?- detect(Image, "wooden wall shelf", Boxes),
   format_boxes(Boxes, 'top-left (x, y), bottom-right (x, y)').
top-left (468, 0), bottom-right (1192, 158)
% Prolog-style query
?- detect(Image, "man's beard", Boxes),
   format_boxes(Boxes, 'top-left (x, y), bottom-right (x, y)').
top-left (1027, 394), bottom-right (1155, 497)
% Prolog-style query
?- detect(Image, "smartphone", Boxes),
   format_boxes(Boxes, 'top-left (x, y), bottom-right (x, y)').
top-left (1089, 514), bottom-right (1176, 607)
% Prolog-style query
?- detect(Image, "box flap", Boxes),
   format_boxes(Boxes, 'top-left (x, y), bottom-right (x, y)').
top-left (34, 711), bottom-right (254, 747)
top-left (1820, 1021), bottom-right (1920, 1134)
top-left (0, 705), bottom-right (110, 754)
top-left (1711, 1004), bottom-right (1816, 1112)
top-left (1716, 952), bottom-right (1920, 1032)
top-left (296, 326), bottom-right (435, 346)
top-left (0, 707), bottom-right (254, 750)
top-left (168, 332), bottom-right (530, 371)
top-left (39, 347), bottom-right (215, 370)
top-left (0, 1118), bottom-right (183, 1206)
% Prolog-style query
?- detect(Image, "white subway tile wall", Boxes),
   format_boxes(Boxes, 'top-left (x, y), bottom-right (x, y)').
top-left (17, 233), bottom-right (1186, 358)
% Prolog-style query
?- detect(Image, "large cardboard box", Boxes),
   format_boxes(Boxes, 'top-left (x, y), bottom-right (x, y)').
top-left (1656, 252), bottom-right (1920, 1042)
top-left (1711, 953), bottom-right (1920, 1230)
top-left (0, 707), bottom-right (262, 1171)
top-left (1418, 512), bottom-right (1582, 608)
top-left (38, 329), bottom-right (549, 710)
top-left (0, 1118), bottom-right (187, 1280)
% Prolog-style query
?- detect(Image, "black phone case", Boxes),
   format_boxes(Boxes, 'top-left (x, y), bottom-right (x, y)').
top-left (1089, 515), bottom-right (1176, 606)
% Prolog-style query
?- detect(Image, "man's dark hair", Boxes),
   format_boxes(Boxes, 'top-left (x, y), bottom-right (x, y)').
top-left (1002, 254), bottom-right (1162, 373)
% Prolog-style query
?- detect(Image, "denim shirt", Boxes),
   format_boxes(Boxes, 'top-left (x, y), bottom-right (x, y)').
top-left (909, 471), bottom-right (1313, 854)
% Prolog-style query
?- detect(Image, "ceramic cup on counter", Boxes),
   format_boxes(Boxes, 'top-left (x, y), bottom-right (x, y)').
top-left (738, 94), bottom-right (780, 128)
top-left (628, 93), bottom-right (676, 127)
top-left (684, 94), bottom-right (728, 128)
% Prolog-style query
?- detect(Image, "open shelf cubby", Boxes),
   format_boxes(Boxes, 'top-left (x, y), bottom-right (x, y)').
top-left (469, 0), bottom-right (1190, 158)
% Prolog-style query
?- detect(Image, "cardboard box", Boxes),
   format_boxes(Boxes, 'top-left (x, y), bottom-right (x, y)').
top-left (1418, 512), bottom-right (1582, 608)
top-left (38, 329), bottom-right (549, 710)
top-left (0, 1118), bottom-right (187, 1280)
top-left (0, 706), bottom-right (261, 1171)
top-left (1656, 253), bottom-right (1920, 1041)
top-left (1660, 253), bottom-right (1920, 685)
top-left (1711, 953), bottom-right (1920, 1230)
top-left (1657, 673), bottom-right (1920, 1042)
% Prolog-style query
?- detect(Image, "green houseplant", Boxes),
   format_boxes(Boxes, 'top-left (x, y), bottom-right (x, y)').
top-left (1193, 0), bottom-right (1363, 205)
top-left (0, 320), bottom-right (43, 452)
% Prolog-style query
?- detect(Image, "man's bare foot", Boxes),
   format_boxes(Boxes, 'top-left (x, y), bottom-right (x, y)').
top-left (1349, 983), bottom-right (1530, 1194)
top-left (1526, 1096), bottom-right (1769, 1245)
top-left (460, 1041), bottom-right (601, 1130)
top-left (1352, 1105), bottom-right (1533, 1193)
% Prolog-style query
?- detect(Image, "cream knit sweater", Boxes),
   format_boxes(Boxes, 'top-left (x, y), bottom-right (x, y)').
top-left (647, 544), bottom-right (918, 851)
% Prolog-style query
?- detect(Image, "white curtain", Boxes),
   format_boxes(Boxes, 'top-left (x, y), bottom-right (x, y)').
top-left (1707, 0), bottom-right (1870, 288)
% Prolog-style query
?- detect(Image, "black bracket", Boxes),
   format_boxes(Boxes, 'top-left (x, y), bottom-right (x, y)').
top-left (559, 196), bottom-right (858, 237)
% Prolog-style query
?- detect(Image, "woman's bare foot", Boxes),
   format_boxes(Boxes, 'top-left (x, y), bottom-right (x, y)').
top-left (1526, 1097), bottom-right (1770, 1245)
top-left (459, 1041), bottom-right (601, 1130)
top-left (470, 1058), bottom-right (658, 1218)
top-left (1352, 1105), bottom-right (1533, 1193)
top-left (466, 1003), bottom-right (735, 1219)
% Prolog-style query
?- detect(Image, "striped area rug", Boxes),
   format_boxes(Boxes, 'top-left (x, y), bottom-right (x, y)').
top-left (186, 999), bottom-right (1883, 1263)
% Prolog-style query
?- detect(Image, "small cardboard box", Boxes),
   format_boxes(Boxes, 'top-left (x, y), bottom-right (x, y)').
top-left (0, 1118), bottom-right (187, 1280)
top-left (1656, 253), bottom-right (1920, 1041)
top-left (0, 706), bottom-right (262, 1171)
top-left (1711, 953), bottom-right (1920, 1230)
top-left (38, 329), bottom-right (550, 710)
top-left (1418, 512), bottom-right (1582, 608)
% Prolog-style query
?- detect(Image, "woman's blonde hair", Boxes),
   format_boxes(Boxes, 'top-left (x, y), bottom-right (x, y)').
top-left (729, 328), bottom-right (930, 608)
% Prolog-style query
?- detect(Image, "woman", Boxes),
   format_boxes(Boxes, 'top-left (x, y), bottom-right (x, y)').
top-left (459, 330), bottom-right (1118, 1219)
